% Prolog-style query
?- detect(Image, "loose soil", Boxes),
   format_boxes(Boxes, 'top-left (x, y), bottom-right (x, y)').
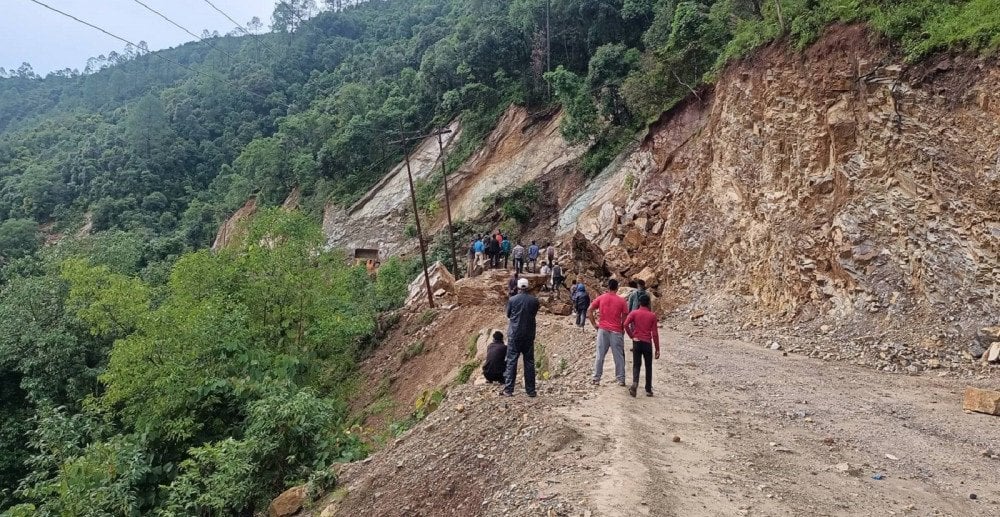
top-left (316, 309), bottom-right (1000, 517)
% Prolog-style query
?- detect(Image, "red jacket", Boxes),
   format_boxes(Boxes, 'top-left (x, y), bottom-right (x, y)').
top-left (624, 306), bottom-right (660, 354)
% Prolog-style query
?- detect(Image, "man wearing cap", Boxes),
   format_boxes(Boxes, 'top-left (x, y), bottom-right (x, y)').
top-left (501, 277), bottom-right (540, 397)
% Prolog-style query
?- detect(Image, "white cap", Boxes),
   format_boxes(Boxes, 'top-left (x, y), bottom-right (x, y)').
top-left (517, 278), bottom-right (530, 289)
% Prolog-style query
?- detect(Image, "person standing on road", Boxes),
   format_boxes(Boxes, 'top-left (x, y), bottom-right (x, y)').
top-left (512, 241), bottom-right (525, 273)
top-left (572, 283), bottom-right (591, 328)
top-left (487, 234), bottom-right (501, 269)
top-left (624, 294), bottom-right (659, 397)
top-left (467, 237), bottom-right (477, 277)
top-left (627, 279), bottom-right (648, 313)
top-left (550, 261), bottom-right (567, 299)
top-left (482, 331), bottom-right (508, 384)
top-left (527, 240), bottom-right (540, 273)
top-left (473, 236), bottom-right (486, 270)
top-left (501, 235), bottom-right (512, 269)
top-left (588, 279), bottom-right (629, 386)
top-left (502, 278), bottom-right (540, 397)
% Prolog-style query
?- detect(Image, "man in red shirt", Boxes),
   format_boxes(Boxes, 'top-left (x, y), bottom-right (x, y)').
top-left (624, 294), bottom-right (659, 397)
top-left (587, 279), bottom-right (629, 386)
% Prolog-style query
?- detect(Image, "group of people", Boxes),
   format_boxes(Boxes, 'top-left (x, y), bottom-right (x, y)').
top-left (484, 276), bottom-right (660, 399)
top-left (468, 234), bottom-right (560, 277)
top-left (470, 232), bottom-right (512, 270)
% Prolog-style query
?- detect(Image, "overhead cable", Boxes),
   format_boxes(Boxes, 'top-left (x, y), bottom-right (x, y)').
top-left (24, 0), bottom-right (269, 101)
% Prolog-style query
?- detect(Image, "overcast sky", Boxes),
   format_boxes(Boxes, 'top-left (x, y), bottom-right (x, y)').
top-left (1, 0), bottom-right (279, 74)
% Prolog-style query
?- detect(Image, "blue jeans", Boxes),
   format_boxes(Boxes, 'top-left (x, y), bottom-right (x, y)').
top-left (575, 310), bottom-right (587, 327)
top-left (503, 340), bottom-right (536, 395)
top-left (593, 329), bottom-right (625, 383)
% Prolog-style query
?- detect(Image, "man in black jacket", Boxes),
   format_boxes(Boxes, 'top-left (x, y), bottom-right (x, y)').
top-left (502, 278), bottom-right (540, 397)
top-left (487, 235), bottom-right (501, 269)
top-left (482, 331), bottom-right (507, 383)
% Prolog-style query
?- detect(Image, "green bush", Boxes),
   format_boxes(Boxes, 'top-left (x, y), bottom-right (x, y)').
top-left (494, 182), bottom-right (541, 225)
top-left (374, 257), bottom-right (410, 312)
top-left (455, 360), bottom-right (481, 384)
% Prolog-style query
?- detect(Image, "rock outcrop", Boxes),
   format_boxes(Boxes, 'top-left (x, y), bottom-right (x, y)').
top-left (431, 105), bottom-right (585, 229)
top-left (323, 120), bottom-right (462, 257)
top-left (570, 25), bottom-right (1000, 342)
top-left (212, 197), bottom-right (257, 251)
top-left (406, 261), bottom-right (457, 308)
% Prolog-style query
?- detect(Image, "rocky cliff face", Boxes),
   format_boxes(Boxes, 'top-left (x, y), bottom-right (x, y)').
top-left (430, 105), bottom-right (584, 231)
top-left (572, 25), bottom-right (999, 341)
top-left (322, 120), bottom-right (462, 257)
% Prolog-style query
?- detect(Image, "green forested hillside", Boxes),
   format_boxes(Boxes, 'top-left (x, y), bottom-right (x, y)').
top-left (1, 0), bottom-right (998, 514)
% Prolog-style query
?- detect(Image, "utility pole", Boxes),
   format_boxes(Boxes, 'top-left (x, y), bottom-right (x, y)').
top-left (545, 0), bottom-right (551, 99)
top-left (436, 130), bottom-right (459, 278)
top-left (389, 127), bottom-right (455, 308)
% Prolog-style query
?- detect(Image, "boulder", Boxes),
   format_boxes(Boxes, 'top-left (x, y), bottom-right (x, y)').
top-left (268, 485), bottom-right (306, 517)
top-left (454, 269), bottom-right (509, 306)
top-left (988, 342), bottom-right (1000, 363)
top-left (622, 228), bottom-right (644, 249)
top-left (633, 266), bottom-right (659, 288)
top-left (406, 261), bottom-right (456, 307)
top-left (474, 327), bottom-right (505, 361)
top-left (963, 387), bottom-right (1000, 416)
top-left (544, 299), bottom-right (573, 316)
top-left (570, 231), bottom-right (610, 280)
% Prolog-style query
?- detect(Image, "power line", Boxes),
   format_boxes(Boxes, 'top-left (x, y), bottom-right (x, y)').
top-left (200, 0), bottom-right (281, 58)
top-left (128, 0), bottom-right (239, 62)
top-left (25, 0), bottom-right (269, 101)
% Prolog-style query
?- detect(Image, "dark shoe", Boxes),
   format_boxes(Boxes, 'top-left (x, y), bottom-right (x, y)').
top-left (645, 391), bottom-right (653, 397)
top-left (618, 381), bottom-right (626, 387)
top-left (527, 392), bottom-right (537, 398)
top-left (628, 385), bottom-right (637, 397)
top-left (499, 390), bottom-right (513, 397)
top-left (591, 379), bottom-right (600, 385)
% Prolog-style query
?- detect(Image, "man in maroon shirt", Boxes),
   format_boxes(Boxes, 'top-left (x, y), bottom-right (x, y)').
top-left (624, 294), bottom-right (660, 397)
top-left (587, 279), bottom-right (629, 386)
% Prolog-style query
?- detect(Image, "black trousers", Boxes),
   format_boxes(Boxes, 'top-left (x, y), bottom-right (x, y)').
top-left (503, 340), bottom-right (536, 395)
top-left (632, 340), bottom-right (653, 392)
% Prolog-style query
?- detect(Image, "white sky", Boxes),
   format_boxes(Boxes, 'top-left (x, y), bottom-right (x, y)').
top-left (0, 0), bottom-right (279, 74)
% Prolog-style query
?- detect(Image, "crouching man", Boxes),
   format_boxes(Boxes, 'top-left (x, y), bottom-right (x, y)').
top-left (482, 331), bottom-right (507, 384)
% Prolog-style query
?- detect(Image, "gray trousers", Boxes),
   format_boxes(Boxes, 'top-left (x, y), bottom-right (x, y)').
top-left (593, 328), bottom-right (625, 383)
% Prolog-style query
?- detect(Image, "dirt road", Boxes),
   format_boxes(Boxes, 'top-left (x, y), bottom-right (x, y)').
top-left (327, 310), bottom-right (999, 517)
top-left (557, 321), bottom-right (1000, 517)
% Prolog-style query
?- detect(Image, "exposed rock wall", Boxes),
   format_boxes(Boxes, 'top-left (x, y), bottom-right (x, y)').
top-left (433, 106), bottom-right (585, 229)
top-left (574, 25), bottom-right (1000, 332)
top-left (322, 120), bottom-right (462, 257)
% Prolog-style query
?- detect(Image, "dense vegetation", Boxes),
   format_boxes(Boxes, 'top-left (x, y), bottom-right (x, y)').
top-left (1, 0), bottom-right (997, 513)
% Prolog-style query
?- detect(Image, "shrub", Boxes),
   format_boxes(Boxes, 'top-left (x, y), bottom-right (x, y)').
top-left (455, 360), bottom-right (481, 384)
top-left (401, 341), bottom-right (425, 362)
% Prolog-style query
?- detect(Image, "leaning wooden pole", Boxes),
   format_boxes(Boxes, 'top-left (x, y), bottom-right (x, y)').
top-left (436, 130), bottom-right (459, 277)
top-left (402, 137), bottom-right (435, 309)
